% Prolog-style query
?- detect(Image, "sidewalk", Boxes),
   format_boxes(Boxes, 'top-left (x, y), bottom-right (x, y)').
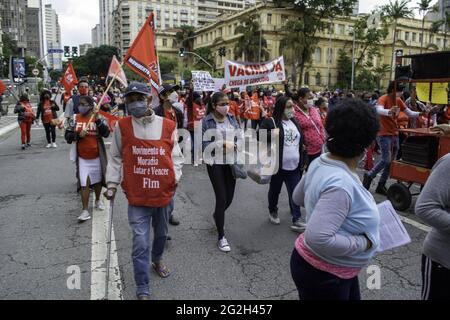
top-left (0, 104), bottom-right (40, 137)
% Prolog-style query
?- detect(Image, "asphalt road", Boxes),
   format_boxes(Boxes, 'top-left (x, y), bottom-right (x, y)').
top-left (0, 114), bottom-right (430, 300)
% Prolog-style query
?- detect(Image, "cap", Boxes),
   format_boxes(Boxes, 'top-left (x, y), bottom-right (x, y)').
top-left (158, 83), bottom-right (180, 95)
top-left (124, 82), bottom-right (152, 97)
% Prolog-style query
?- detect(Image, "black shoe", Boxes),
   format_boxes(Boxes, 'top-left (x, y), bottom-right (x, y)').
top-left (362, 173), bottom-right (373, 190)
top-left (26, 143), bottom-right (31, 147)
top-left (169, 215), bottom-right (180, 226)
top-left (375, 183), bottom-right (388, 196)
top-left (167, 235), bottom-right (172, 241)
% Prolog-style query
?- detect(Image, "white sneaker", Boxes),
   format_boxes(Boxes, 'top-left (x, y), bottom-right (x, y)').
top-left (78, 210), bottom-right (91, 222)
top-left (269, 212), bottom-right (281, 225)
top-left (291, 220), bottom-right (307, 233)
top-left (46, 143), bottom-right (52, 149)
top-left (52, 143), bottom-right (58, 148)
top-left (218, 237), bottom-right (231, 253)
top-left (95, 200), bottom-right (106, 211)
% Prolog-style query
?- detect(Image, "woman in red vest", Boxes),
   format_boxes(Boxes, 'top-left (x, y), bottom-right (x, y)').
top-left (37, 89), bottom-right (60, 148)
top-left (14, 94), bottom-right (36, 150)
top-left (65, 96), bottom-right (110, 222)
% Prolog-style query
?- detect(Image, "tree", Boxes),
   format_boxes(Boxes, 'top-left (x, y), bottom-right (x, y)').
top-left (1, 33), bottom-right (20, 77)
top-left (381, 0), bottom-right (414, 80)
top-left (72, 45), bottom-right (119, 80)
top-left (193, 47), bottom-right (215, 71)
top-left (49, 69), bottom-right (63, 83)
top-left (336, 49), bottom-right (352, 89)
top-left (234, 14), bottom-right (269, 62)
top-left (280, 19), bottom-right (313, 87)
top-left (373, 64), bottom-right (391, 89)
top-left (430, 11), bottom-right (450, 49)
top-left (159, 55), bottom-right (178, 75)
top-left (286, 0), bottom-right (358, 87)
top-left (416, 0), bottom-right (436, 53)
top-left (175, 26), bottom-right (195, 64)
top-left (355, 69), bottom-right (377, 91)
top-left (24, 56), bottom-right (44, 78)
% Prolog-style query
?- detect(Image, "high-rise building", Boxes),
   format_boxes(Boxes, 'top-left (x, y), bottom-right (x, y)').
top-left (353, 0), bottom-right (359, 15)
top-left (26, 0), bottom-right (45, 60)
top-left (0, 0), bottom-right (28, 55)
top-left (99, 0), bottom-right (119, 45)
top-left (110, 0), bottom-right (246, 56)
top-left (79, 44), bottom-right (93, 56)
top-left (45, 4), bottom-right (62, 70)
top-left (92, 24), bottom-right (101, 47)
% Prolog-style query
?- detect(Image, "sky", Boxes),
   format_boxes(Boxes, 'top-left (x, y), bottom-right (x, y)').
top-left (46, 0), bottom-right (435, 47)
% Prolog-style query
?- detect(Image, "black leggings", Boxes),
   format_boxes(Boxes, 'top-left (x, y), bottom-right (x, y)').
top-left (44, 123), bottom-right (56, 143)
top-left (207, 165), bottom-right (236, 240)
top-left (290, 249), bottom-right (361, 300)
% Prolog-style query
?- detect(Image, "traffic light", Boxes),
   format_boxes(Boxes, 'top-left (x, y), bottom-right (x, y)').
top-left (64, 46), bottom-right (70, 58)
top-left (218, 47), bottom-right (226, 57)
top-left (72, 46), bottom-right (78, 58)
top-left (179, 47), bottom-right (185, 57)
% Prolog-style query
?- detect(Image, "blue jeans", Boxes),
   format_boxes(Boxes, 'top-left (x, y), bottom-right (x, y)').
top-left (128, 205), bottom-right (169, 297)
top-left (368, 136), bottom-right (399, 185)
top-left (268, 168), bottom-right (302, 222)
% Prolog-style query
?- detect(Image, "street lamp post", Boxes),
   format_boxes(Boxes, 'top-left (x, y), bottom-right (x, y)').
top-left (351, 27), bottom-right (356, 90)
top-left (181, 50), bottom-right (215, 74)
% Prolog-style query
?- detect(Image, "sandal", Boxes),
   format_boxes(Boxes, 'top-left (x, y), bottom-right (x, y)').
top-left (152, 262), bottom-right (171, 278)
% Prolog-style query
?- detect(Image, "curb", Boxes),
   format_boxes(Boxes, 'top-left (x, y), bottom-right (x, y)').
top-left (0, 122), bottom-right (19, 137)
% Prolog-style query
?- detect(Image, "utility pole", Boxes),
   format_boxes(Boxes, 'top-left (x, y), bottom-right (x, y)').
top-left (351, 27), bottom-right (356, 90)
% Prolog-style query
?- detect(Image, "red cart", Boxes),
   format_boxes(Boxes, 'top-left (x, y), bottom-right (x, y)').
top-left (387, 128), bottom-right (450, 211)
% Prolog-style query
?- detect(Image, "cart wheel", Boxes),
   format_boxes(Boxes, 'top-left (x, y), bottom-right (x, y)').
top-left (387, 183), bottom-right (412, 211)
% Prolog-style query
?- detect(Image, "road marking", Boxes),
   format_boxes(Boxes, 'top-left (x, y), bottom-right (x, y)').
top-left (90, 193), bottom-right (123, 300)
top-left (399, 215), bottom-right (432, 233)
top-left (0, 122), bottom-right (19, 137)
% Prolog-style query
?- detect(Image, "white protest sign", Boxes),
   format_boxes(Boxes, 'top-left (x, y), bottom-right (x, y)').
top-left (192, 71), bottom-right (215, 92)
top-left (376, 201), bottom-right (411, 252)
top-left (224, 56), bottom-right (286, 89)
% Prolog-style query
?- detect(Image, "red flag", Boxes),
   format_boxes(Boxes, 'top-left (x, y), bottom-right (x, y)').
top-left (124, 13), bottom-right (161, 96)
top-left (60, 62), bottom-right (78, 92)
top-left (99, 110), bottom-right (120, 132)
top-left (108, 55), bottom-right (128, 88)
top-left (0, 80), bottom-right (6, 95)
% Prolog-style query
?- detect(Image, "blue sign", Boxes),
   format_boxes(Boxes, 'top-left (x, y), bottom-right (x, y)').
top-left (48, 49), bottom-right (64, 54)
top-left (11, 57), bottom-right (26, 84)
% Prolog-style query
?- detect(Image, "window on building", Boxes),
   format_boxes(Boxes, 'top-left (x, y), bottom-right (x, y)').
top-left (267, 13), bottom-right (272, 25)
top-left (304, 72), bottom-right (310, 85)
top-left (327, 48), bottom-right (333, 64)
top-left (437, 38), bottom-right (441, 46)
top-left (405, 32), bottom-right (409, 41)
top-left (338, 24), bottom-right (345, 35)
top-left (419, 33), bottom-right (423, 43)
top-left (315, 73), bottom-right (321, 86)
top-left (162, 38), bottom-right (167, 47)
top-left (228, 25), bottom-right (232, 35)
top-left (315, 47), bottom-right (322, 64)
top-left (429, 34), bottom-right (433, 44)
top-left (412, 32), bottom-right (417, 42)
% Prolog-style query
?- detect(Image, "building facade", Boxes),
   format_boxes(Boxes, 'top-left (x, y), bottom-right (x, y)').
top-left (99, 0), bottom-right (119, 46)
top-left (79, 44), bottom-right (93, 56)
top-left (190, 3), bottom-right (448, 91)
top-left (0, 0), bottom-right (28, 55)
top-left (44, 4), bottom-right (62, 70)
top-left (92, 24), bottom-right (101, 47)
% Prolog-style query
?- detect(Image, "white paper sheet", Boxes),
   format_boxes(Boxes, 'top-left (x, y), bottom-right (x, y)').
top-left (377, 201), bottom-right (412, 252)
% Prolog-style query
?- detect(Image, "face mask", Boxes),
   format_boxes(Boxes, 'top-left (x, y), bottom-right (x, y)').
top-left (168, 91), bottom-right (179, 104)
top-left (127, 101), bottom-right (148, 118)
top-left (79, 87), bottom-right (89, 95)
top-left (216, 105), bottom-right (229, 116)
top-left (78, 106), bottom-right (92, 115)
top-left (307, 100), bottom-right (314, 107)
top-left (284, 108), bottom-right (294, 119)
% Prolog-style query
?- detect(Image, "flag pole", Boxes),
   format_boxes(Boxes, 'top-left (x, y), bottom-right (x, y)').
top-left (85, 62), bottom-right (124, 128)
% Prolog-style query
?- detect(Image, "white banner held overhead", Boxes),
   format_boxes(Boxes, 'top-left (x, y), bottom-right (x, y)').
top-left (192, 71), bottom-right (215, 92)
top-left (224, 56), bottom-right (286, 89)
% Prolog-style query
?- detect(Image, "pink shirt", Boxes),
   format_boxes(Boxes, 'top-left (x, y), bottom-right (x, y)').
top-left (294, 106), bottom-right (325, 155)
top-left (295, 234), bottom-right (361, 280)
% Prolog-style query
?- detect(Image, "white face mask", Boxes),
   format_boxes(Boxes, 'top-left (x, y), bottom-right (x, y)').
top-left (168, 91), bottom-right (179, 104)
top-left (216, 105), bottom-right (229, 116)
top-left (307, 100), bottom-right (314, 107)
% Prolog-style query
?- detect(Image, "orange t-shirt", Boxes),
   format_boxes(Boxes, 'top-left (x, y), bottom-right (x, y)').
top-left (75, 114), bottom-right (99, 159)
top-left (229, 101), bottom-right (240, 118)
top-left (164, 109), bottom-right (177, 123)
top-left (377, 95), bottom-right (407, 136)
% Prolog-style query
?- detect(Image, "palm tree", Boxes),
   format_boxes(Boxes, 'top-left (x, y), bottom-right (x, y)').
top-left (416, 0), bottom-right (435, 53)
top-left (381, 0), bottom-right (414, 80)
top-left (234, 14), bottom-right (269, 62)
top-left (430, 11), bottom-right (450, 49)
top-left (175, 25), bottom-right (196, 52)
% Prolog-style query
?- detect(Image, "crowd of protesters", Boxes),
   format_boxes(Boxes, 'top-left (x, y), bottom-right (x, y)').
top-left (8, 74), bottom-right (450, 301)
